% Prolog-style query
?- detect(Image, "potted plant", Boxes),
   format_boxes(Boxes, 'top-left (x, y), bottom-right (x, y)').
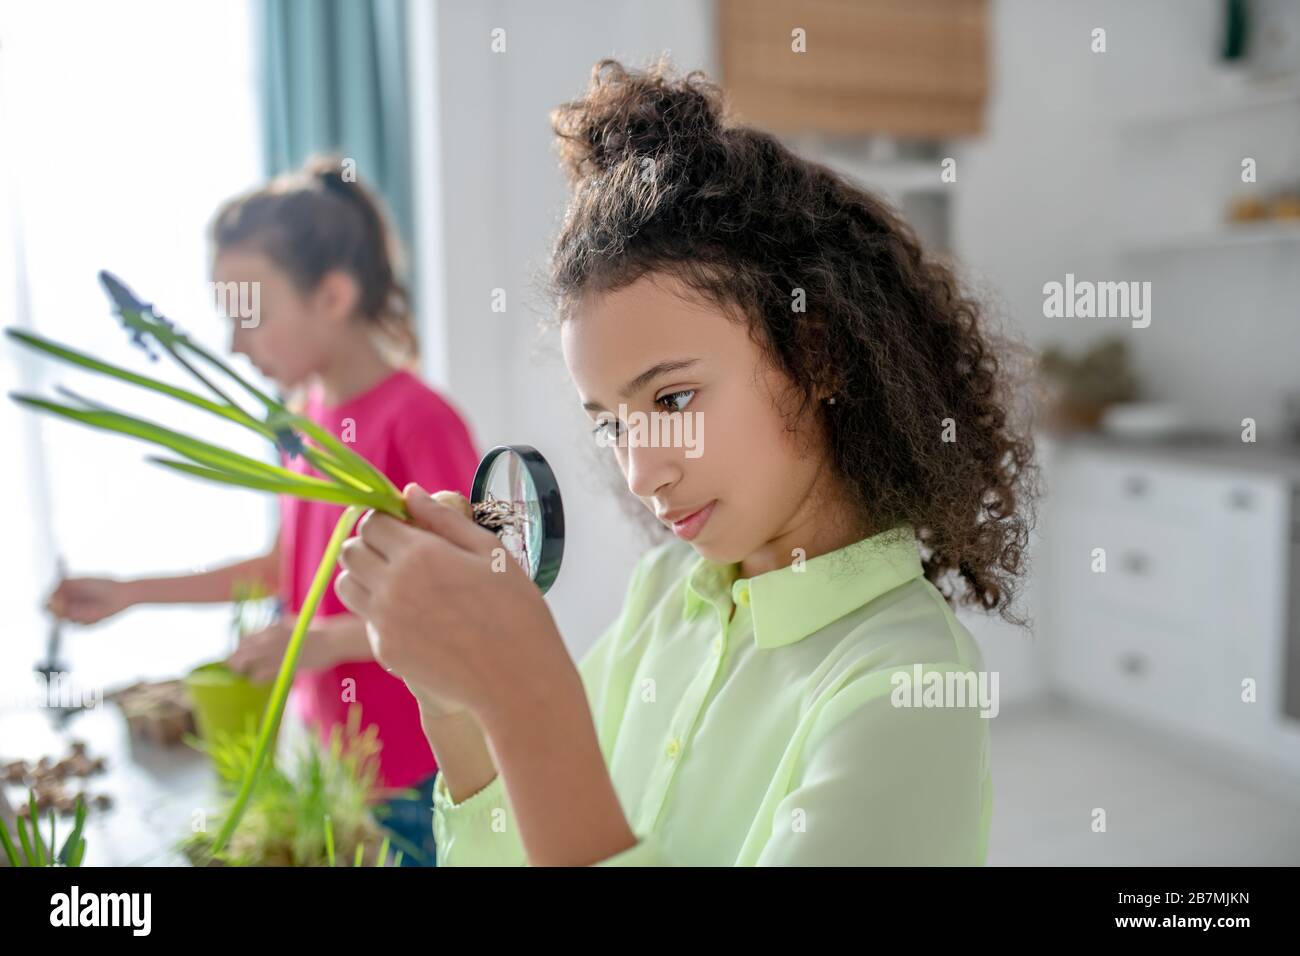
top-left (181, 706), bottom-right (409, 867)
top-left (1038, 336), bottom-right (1140, 433)
top-left (107, 679), bottom-right (196, 746)
top-left (184, 581), bottom-right (278, 755)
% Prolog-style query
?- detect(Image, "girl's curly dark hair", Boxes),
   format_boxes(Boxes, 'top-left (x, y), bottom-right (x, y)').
top-left (547, 58), bottom-right (1039, 624)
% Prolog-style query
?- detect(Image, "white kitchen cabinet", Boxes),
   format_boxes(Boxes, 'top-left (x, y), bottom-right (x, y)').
top-left (1046, 441), bottom-right (1300, 773)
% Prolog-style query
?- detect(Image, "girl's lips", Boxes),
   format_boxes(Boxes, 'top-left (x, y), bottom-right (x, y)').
top-left (670, 500), bottom-right (716, 541)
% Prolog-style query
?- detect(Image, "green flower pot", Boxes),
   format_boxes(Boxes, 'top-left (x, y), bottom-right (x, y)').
top-left (184, 662), bottom-right (278, 752)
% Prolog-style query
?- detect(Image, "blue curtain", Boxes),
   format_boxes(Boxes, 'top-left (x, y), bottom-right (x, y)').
top-left (258, 0), bottom-right (413, 258)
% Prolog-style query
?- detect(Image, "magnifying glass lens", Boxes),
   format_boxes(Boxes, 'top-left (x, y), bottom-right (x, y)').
top-left (482, 450), bottom-right (541, 578)
top-left (471, 445), bottom-right (564, 594)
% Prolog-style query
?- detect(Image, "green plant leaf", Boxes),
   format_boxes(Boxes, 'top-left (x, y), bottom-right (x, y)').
top-left (0, 816), bottom-right (21, 867)
top-left (10, 394), bottom-right (360, 497)
top-left (6, 326), bottom-right (407, 513)
top-left (4, 328), bottom-right (277, 441)
top-left (301, 447), bottom-right (379, 495)
top-left (175, 335), bottom-right (279, 412)
top-left (58, 798), bottom-right (88, 866)
top-left (324, 814), bottom-right (336, 867)
top-left (28, 794), bottom-right (46, 866)
top-left (6, 326), bottom-right (386, 498)
top-left (272, 410), bottom-right (403, 505)
top-left (15, 809), bottom-right (34, 865)
top-left (148, 457), bottom-right (394, 512)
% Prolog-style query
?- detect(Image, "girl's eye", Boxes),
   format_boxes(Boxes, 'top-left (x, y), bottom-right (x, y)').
top-left (655, 389), bottom-right (695, 413)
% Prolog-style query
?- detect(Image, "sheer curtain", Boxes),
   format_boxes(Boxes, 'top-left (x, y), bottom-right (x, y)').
top-left (0, 0), bottom-right (271, 699)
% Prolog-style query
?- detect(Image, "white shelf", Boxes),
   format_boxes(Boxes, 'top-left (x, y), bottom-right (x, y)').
top-left (1117, 78), bottom-right (1300, 129)
top-left (1122, 221), bottom-right (1300, 256)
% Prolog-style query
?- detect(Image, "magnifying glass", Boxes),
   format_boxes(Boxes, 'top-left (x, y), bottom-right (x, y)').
top-left (469, 445), bottom-right (565, 594)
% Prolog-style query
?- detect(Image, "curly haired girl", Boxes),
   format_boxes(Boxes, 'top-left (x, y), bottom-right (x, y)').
top-left (336, 58), bottom-right (1038, 866)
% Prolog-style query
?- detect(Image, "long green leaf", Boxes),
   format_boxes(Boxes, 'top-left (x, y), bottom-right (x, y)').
top-left (177, 335), bottom-right (279, 411)
top-left (4, 328), bottom-right (277, 441)
top-left (28, 794), bottom-right (46, 866)
top-left (11, 394), bottom-right (348, 493)
top-left (209, 507), bottom-right (365, 857)
top-left (0, 817), bottom-right (21, 867)
top-left (4, 328), bottom-right (396, 506)
top-left (58, 798), bottom-right (88, 866)
top-left (149, 457), bottom-right (396, 513)
top-left (275, 411), bottom-right (403, 505)
top-left (15, 810), bottom-right (33, 865)
top-left (302, 447), bottom-right (379, 495)
top-left (6, 328), bottom-right (383, 493)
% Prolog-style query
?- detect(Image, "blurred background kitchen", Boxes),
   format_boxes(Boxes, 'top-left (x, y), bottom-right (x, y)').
top-left (1, 0), bottom-right (1298, 865)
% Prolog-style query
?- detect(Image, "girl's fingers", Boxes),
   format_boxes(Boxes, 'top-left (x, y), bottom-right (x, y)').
top-left (334, 569), bottom-right (371, 617)
top-left (404, 485), bottom-right (501, 557)
top-left (339, 536), bottom-right (388, 586)
top-left (356, 510), bottom-right (414, 561)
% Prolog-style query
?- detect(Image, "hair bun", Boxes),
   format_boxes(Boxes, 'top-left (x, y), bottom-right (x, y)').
top-left (551, 57), bottom-right (726, 184)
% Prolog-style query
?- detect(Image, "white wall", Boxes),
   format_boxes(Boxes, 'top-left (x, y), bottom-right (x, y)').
top-left (412, 0), bottom-right (716, 656)
top-left (953, 0), bottom-right (1300, 438)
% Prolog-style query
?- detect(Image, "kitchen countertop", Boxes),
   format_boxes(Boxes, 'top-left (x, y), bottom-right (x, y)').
top-left (1046, 432), bottom-right (1300, 482)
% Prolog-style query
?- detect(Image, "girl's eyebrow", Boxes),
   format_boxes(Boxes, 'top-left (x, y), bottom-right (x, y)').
top-left (583, 358), bottom-right (699, 412)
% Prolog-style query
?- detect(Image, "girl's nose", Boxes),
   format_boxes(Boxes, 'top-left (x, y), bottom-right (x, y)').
top-left (623, 442), bottom-right (679, 501)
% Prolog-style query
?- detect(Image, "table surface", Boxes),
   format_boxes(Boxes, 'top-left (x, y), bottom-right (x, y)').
top-left (1, 702), bottom-right (220, 866)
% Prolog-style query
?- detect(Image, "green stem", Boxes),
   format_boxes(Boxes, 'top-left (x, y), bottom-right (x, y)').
top-left (208, 506), bottom-right (364, 858)
top-left (180, 336), bottom-right (280, 411)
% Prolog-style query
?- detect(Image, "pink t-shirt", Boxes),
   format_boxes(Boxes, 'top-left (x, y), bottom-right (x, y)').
top-left (279, 369), bottom-right (480, 790)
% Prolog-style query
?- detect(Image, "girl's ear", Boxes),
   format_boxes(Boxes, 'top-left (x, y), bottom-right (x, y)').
top-left (313, 269), bottom-right (362, 327)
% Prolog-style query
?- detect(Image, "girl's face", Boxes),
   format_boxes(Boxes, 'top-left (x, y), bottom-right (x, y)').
top-left (562, 272), bottom-right (851, 574)
top-left (212, 247), bottom-right (356, 391)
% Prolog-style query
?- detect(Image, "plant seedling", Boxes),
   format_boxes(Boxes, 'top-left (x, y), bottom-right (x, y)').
top-left (0, 792), bottom-right (88, 867)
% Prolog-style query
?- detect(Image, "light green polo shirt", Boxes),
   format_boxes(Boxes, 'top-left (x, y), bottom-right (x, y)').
top-left (432, 525), bottom-right (992, 866)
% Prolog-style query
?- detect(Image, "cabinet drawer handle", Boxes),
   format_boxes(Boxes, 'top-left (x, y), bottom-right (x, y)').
top-left (1122, 475), bottom-right (1149, 497)
top-left (1120, 551), bottom-right (1150, 575)
top-left (1118, 653), bottom-right (1148, 677)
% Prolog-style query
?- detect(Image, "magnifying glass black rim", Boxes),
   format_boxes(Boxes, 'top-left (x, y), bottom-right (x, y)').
top-left (471, 444), bottom-right (565, 595)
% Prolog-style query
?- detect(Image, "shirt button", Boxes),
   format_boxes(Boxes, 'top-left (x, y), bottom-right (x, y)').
top-left (665, 736), bottom-right (682, 759)
top-left (736, 585), bottom-right (751, 606)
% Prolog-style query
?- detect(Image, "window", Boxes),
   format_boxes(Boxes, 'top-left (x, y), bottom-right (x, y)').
top-left (0, 0), bottom-right (270, 696)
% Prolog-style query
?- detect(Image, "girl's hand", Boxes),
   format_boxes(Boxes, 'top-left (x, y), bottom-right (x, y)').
top-left (227, 620), bottom-right (338, 683)
top-left (335, 484), bottom-right (576, 731)
top-left (45, 577), bottom-right (133, 625)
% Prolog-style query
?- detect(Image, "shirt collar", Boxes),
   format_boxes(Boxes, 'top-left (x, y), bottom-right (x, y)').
top-left (683, 525), bottom-right (924, 649)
